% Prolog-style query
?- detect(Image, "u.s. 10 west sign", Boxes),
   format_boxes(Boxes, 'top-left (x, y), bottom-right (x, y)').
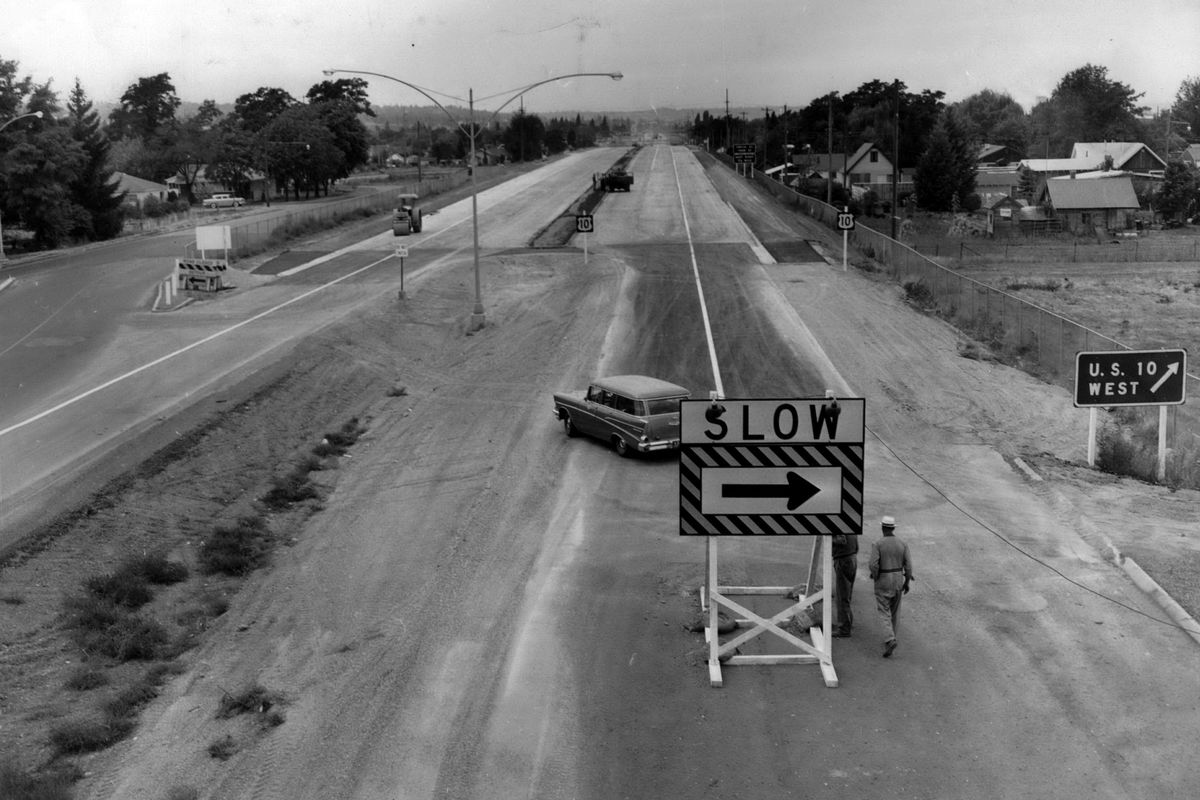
top-left (1074, 349), bottom-right (1187, 407)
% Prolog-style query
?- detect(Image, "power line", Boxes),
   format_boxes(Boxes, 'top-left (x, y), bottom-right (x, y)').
top-left (866, 425), bottom-right (1200, 636)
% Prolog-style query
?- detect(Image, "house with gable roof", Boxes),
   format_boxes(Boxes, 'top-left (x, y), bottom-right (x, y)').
top-left (790, 142), bottom-right (911, 197)
top-left (1020, 142), bottom-right (1165, 178)
top-left (114, 172), bottom-right (171, 210)
top-left (1038, 174), bottom-right (1140, 234)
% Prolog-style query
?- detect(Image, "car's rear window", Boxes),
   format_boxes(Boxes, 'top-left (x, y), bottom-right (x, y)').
top-left (641, 396), bottom-right (685, 416)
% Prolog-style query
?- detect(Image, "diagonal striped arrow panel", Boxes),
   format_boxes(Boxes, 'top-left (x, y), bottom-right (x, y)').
top-left (681, 443), bottom-right (863, 534)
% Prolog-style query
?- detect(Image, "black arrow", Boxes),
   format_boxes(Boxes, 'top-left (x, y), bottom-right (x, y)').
top-left (721, 472), bottom-right (820, 511)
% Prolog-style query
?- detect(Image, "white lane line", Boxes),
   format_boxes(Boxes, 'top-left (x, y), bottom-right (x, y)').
top-left (0, 252), bottom-right (397, 438)
top-left (670, 146), bottom-right (725, 399)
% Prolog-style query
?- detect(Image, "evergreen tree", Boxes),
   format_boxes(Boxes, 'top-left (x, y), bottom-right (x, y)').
top-left (914, 110), bottom-right (976, 212)
top-left (1156, 162), bottom-right (1199, 221)
top-left (67, 79), bottom-right (126, 240)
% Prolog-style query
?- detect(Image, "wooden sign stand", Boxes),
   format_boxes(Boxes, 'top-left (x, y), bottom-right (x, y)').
top-left (702, 535), bottom-right (838, 688)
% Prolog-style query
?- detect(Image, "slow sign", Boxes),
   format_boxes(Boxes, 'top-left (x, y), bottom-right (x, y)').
top-left (679, 398), bottom-right (865, 535)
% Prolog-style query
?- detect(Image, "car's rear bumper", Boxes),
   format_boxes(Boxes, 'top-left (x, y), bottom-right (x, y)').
top-left (638, 438), bottom-right (680, 452)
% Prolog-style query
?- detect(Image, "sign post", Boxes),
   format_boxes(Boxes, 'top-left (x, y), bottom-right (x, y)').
top-left (681, 394), bottom-right (865, 688)
top-left (394, 244), bottom-right (409, 299)
top-left (575, 214), bottom-right (594, 264)
top-left (733, 143), bottom-right (756, 178)
top-left (1074, 349), bottom-right (1187, 479)
top-left (836, 207), bottom-right (855, 271)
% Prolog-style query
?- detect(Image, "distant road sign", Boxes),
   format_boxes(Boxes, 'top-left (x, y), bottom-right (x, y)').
top-left (394, 245), bottom-right (409, 258)
top-left (836, 212), bottom-right (856, 231)
top-left (679, 397), bottom-right (865, 535)
top-left (732, 143), bottom-right (756, 164)
top-left (575, 214), bottom-right (594, 233)
top-left (1074, 349), bottom-right (1188, 407)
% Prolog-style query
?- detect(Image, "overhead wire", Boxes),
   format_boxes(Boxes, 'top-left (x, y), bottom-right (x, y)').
top-left (866, 425), bottom-right (1200, 635)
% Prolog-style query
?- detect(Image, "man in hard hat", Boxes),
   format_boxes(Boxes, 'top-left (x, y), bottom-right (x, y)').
top-left (869, 515), bottom-right (913, 658)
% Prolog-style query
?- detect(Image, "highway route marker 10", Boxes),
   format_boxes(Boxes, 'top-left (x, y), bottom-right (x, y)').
top-left (1074, 349), bottom-right (1187, 407)
top-left (836, 212), bottom-right (855, 231)
top-left (575, 214), bottom-right (594, 233)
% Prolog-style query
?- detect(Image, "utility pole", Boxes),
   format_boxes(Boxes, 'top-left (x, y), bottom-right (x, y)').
top-left (725, 89), bottom-right (731, 153)
top-left (827, 92), bottom-right (836, 205)
top-left (891, 80), bottom-right (900, 240)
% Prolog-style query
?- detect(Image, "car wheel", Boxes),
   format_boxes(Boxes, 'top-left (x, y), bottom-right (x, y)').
top-left (563, 415), bottom-right (576, 437)
top-left (613, 436), bottom-right (631, 457)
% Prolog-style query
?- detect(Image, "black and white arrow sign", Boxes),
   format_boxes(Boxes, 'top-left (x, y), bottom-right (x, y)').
top-left (702, 467), bottom-right (843, 515)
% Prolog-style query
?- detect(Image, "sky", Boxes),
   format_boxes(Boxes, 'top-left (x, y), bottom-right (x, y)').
top-left (2, 0), bottom-right (1198, 118)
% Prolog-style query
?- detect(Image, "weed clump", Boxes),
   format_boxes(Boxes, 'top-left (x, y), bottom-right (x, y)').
top-left (0, 762), bottom-right (78, 800)
top-left (199, 516), bottom-right (273, 576)
top-left (48, 716), bottom-right (136, 755)
top-left (311, 417), bottom-right (367, 458)
top-left (261, 467), bottom-right (319, 509)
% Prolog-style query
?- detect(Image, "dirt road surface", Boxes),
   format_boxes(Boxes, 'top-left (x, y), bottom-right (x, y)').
top-left (2, 145), bottom-right (1198, 799)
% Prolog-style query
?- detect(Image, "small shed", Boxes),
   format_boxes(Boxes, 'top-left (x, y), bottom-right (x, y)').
top-left (1042, 175), bottom-right (1140, 233)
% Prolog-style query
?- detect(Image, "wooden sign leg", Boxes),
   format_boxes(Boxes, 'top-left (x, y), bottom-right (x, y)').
top-left (707, 537), bottom-right (723, 687)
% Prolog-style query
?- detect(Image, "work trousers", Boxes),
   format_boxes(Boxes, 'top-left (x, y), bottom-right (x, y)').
top-left (833, 556), bottom-right (857, 633)
top-left (874, 576), bottom-right (904, 643)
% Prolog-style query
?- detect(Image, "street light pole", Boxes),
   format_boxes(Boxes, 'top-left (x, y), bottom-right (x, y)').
top-left (323, 69), bottom-right (621, 332)
top-left (0, 111), bottom-right (44, 262)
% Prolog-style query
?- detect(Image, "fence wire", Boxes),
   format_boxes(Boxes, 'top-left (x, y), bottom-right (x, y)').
top-left (733, 157), bottom-right (1199, 453)
top-left (184, 172), bottom-right (469, 259)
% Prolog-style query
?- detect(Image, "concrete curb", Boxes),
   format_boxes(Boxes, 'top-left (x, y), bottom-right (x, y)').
top-left (1116, 554), bottom-right (1200, 648)
top-left (0, 276), bottom-right (13, 294)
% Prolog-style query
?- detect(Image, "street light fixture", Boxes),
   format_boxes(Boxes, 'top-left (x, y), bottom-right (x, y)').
top-left (0, 111), bottom-right (45, 262)
top-left (323, 69), bottom-right (623, 331)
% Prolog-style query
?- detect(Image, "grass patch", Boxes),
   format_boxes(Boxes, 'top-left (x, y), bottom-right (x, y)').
top-left (902, 279), bottom-right (936, 310)
top-left (48, 715), bottom-right (136, 756)
top-left (102, 680), bottom-right (159, 720)
top-left (260, 467), bottom-right (320, 509)
top-left (217, 684), bottom-right (284, 719)
top-left (64, 664), bottom-right (110, 691)
top-left (1005, 278), bottom-right (1063, 292)
top-left (1097, 409), bottom-right (1200, 489)
top-left (208, 734), bottom-right (240, 760)
top-left (0, 763), bottom-right (79, 800)
top-left (62, 595), bottom-right (169, 661)
top-left (199, 516), bottom-right (273, 576)
top-left (311, 417), bottom-right (367, 458)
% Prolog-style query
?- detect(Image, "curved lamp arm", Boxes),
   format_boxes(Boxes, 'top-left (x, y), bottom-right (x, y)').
top-left (323, 69), bottom-right (470, 136)
top-left (484, 72), bottom-right (623, 119)
top-left (0, 110), bottom-right (44, 133)
top-left (323, 69), bottom-right (623, 129)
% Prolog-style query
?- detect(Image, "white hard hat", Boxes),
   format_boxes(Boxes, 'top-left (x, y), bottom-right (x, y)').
top-left (881, 516), bottom-right (896, 528)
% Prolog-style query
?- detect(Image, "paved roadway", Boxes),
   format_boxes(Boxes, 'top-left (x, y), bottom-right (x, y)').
top-left (0, 149), bottom-right (624, 552)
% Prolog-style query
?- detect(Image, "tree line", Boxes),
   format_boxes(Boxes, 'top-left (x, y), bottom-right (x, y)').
top-left (1, 51), bottom-right (636, 252)
top-left (691, 64), bottom-right (1200, 215)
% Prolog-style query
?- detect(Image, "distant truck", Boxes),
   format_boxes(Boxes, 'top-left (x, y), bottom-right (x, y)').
top-left (392, 193), bottom-right (423, 235)
top-left (202, 193), bottom-right (245, 209)
top-left (595, 168), bottom-right (633, 192)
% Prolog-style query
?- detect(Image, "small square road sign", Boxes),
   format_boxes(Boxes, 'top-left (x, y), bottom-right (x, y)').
top-left (575, 214), bottom-right (594, 233)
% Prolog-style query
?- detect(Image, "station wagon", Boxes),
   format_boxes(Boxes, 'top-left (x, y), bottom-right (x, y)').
top-left (552, 374), bottom-right (690, 456)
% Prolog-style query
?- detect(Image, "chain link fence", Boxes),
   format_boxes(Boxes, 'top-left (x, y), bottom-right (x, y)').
top-left (184, 172), bottom-right (469, 260)
top-left (723, 155), bottom-right (1200, 462)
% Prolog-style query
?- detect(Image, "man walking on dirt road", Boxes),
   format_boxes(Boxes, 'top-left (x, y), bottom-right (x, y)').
top-left (869, 515), bottom-right (913, 658)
